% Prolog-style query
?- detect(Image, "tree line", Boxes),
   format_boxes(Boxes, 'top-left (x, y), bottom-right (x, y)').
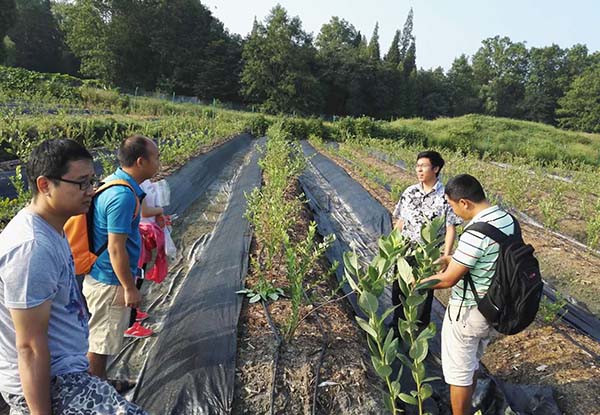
top-left (1, 0), bottom-right (600, 132)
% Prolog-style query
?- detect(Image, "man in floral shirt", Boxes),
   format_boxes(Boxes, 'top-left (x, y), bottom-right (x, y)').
top-left (392, 151), bottom-right (461, 333)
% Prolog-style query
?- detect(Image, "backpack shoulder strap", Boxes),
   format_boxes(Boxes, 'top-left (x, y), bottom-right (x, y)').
top-left (95, 179), bottom-right (140, 219)
top-left (465, 221), bottom-right (508, 244)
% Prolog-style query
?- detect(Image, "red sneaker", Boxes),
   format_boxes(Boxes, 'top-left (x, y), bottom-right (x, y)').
top-left (124, 322), bottom-right (154, 338)
top-left (135, 310), bottom-right (149, 322)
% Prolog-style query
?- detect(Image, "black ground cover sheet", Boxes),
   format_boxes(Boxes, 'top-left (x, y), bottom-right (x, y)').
top-left (298, 141), bottom-right (561, 415)
top-left (129, 137), bottom-right (261, 414)
top-left (0, 134), bottom-right (260, 414)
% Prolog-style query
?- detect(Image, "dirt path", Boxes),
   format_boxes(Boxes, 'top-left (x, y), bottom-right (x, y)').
top-left (233, 181), bottom-right (387, 414)
top-left (315, 144), bottom-right (600, 415)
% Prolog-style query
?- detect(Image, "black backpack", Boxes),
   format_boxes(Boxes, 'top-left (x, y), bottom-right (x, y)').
top-left (461, 216), bottom-right (543, 335)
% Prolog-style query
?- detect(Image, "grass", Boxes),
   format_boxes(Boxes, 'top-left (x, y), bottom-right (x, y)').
top-left (385, 115), bottom-right (600, 167)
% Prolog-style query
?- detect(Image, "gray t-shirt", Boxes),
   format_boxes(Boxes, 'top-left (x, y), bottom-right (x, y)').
top-left (0, 209), bottom-right (89, 395)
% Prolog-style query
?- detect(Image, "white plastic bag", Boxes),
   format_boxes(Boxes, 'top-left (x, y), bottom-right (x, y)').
top-left (155, 179), bottom-right (171, 207)
top-left (164, 226), bottom-right (177, 260)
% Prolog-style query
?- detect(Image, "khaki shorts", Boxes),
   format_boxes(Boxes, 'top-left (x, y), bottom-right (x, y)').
top-left (82, 275), bottom-right (129, 355)
top-left (441, 304), bottom-right (491, 387)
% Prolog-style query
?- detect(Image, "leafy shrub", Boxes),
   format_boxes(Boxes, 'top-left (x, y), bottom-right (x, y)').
top-left (245, 114), bottom-right (271, 137)
top-left (80, 87), bottom-right (129, 110)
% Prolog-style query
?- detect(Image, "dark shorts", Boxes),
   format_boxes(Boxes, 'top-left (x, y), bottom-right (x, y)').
top-left (1, 372), bottom-right (146, 415)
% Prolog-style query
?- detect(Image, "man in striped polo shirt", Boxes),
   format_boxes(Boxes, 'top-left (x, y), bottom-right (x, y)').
top-left (422, 174), bottom-right (514, 415)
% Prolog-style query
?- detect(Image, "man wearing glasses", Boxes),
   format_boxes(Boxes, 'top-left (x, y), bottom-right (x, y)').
top-left (83, 135), bottom-right (160, 382)
top-left (0, 139), bottom-right (146, 414)
top-left (391, 151), bottom-right (461, 334)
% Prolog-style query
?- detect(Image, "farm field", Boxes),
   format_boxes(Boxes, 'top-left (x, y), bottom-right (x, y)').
top-left (309, 138), bottom-right (600, 415)
top-left (1, 66), bottom-right (600, 414)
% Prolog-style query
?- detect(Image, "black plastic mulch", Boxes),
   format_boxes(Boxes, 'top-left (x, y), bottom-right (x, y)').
top-left (126, 139), bottom-right (261, 414)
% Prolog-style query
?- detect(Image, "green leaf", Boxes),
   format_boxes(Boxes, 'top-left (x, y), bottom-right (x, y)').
top-left (356, 317), bottom-right (379, 339)
top-left (396, 257), bottom-right (413, 284)
top-left (398, 393), bottom-right (417, 405)
top-left (384, 337), bottom-right (399, 365)
top-left (416, 323), bottom-right (437, 342)
top-left (415, 278), bottom-right (440, 291)
top-left (422, 376), bottom-right (442, 383)
top-left (359, 291), bottom-right (379, 315)
top-left (249, 294), bottom-right (262, 303)
top-left (343, 251), bottom-right (359, 275)
top-left (375, 363), bottom-right (392, 378)
top-left (390, 380), bottom-right (400, 397)
top-left (420, 383), bottom-right (433, 400)
top-left (268, 292), bottom-right (280, 301)
top-left (345, 271), bottom-right (359, 291)
top-left (380, 304), bottom-right (398, 322)
top-left (397, 353), bottom-right (413, 369)
top-left (406, 294), bottom-right (426, 307)
top-left (410, 339), bottom-right (429, 364)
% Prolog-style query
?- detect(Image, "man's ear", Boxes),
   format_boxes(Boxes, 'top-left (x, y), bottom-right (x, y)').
top-left (433, 166), bottom-right (440, 176)
top-left (36, 176), bottom-right (51, 196)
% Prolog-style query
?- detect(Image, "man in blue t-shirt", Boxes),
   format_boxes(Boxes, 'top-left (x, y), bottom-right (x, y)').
top-left (0, 139), bottom-right (146, 414)
top-left (83, 135), bottom-right (160, 380)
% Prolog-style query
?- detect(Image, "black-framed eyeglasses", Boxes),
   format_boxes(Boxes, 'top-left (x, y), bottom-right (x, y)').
top-left (47, 176), bottom-right (100, 191)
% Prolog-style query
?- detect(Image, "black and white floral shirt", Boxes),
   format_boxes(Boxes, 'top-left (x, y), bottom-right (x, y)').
top-left (392, 180), bottom-right (461, 244)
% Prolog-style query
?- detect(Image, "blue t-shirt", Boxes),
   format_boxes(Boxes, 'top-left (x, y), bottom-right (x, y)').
top-left (89, 168), bottom-right (145, 285)
top-left (0, 209), bottom-right (89, 395)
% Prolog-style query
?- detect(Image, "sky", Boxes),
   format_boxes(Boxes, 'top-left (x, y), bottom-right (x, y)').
top-left (200, 0), bottom-right (600, 71)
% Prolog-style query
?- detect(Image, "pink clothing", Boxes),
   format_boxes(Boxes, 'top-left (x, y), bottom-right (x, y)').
top-left (138, 222), bottom-right (168, 283)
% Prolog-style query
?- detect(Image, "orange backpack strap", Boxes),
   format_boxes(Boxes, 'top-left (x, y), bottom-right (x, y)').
top-left (95, 179), bottom-right (141, 219)
top-left (65, 180), bottom-right (141, 276)
top-left (91, 179), bottom-right (141, 253)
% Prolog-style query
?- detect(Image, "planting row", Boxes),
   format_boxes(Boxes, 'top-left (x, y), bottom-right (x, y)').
top-left (329, 137), bottom-right (600, 250)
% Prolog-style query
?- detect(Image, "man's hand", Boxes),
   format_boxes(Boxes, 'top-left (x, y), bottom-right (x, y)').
top-left (124, 286), bottom-right (141, 309)
top-left (434, 255), bottom-right (452, 272)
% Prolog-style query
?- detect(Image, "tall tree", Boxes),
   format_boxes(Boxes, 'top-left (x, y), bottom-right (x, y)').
top-left (54, 0), bottom-right (112, 81)
top-left (521, 44), bottom-right (567, 124)
top-left (0, 0), bottom-right (16, 63)
top-left (241, 5), bottom-right (321, 114)
top-left (384, 30), bottom-right (401, 66)
top-left (398, 8), bottom-right (417, 117)
top-left (446, 54), bottom-right (481, 116)
top-left (472, 36), bottom-right (528, 118)
top-left (367, 22), bottom-right (380, 62)
top-left (315, 17), bottom-right (359, 115)
top-left (416, 67), bottom-right (450, 119)
top-left (8, 0), bottom-right (64, 72)
top-left (557, 63), bottom-right (600, 133)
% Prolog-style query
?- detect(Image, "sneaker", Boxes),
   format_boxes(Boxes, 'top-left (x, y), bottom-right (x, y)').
top-left (124, 322), bottom-right (154, 338)
top-left (135, 310), bottom-right (149, 322)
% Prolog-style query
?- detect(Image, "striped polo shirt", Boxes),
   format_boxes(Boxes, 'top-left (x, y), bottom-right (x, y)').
top-left (450, 205), bottom-right (515, 307)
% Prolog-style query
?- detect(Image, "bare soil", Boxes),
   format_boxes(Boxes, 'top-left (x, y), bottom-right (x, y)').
top-left (317, 145), bottom-right (600, 415)
top-left (233, 182), bottom-right (387, 414)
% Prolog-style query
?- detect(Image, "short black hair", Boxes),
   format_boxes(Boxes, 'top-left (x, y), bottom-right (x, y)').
top-left (26, 139), bottom-right (93, 197)
top-left (117, 134), bottom-right (153, 167)
top-left (417, 150), bottom-right (444, 177)
top-left (445, 174), bottom-right (486, 203)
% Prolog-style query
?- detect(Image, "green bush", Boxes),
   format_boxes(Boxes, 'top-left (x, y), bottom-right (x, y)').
top-left (245, 114), bottom-right (271, 137)
top-left (80, 87), bottom-right (129, 110)
top-left (0, 65), bottom-right (87, 102)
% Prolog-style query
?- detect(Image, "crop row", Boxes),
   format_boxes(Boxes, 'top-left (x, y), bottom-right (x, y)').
top-left (324, 136), bottom-right (600, 249)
